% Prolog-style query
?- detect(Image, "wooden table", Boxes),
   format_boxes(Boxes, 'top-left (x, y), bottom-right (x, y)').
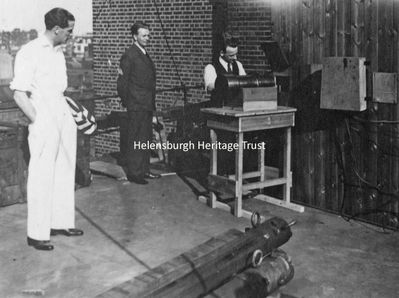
top-left (200, 106), bottom-right (304, 218)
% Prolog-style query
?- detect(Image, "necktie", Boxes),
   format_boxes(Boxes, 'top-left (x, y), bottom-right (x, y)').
top-left (227, 62), bottom-right (232, 73)
top-left (145, 51), bottom-right (152, 61)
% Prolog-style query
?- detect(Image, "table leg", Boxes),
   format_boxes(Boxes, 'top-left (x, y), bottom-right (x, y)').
top-left (283, 127), bottom-right (292, 203)
top-left (255, 126), bottom-right (304, 213)
top-left (235, 132), bottom-right (244, 217)
top-left (210, 129), bottom-right (217, 208)
top-left (258, 141), bottom-right (265, 193)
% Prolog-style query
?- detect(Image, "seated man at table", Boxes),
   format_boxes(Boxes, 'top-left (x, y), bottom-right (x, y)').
top-left (203, 32), bottom-right (248, 176)
top-left (204, 31), bottom-right (246, 107)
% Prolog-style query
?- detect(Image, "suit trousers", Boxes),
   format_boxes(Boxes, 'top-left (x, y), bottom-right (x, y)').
top-left (126, 110), bottom-right (153, 177)
top-left (27, 96), bottom-right (77, 241)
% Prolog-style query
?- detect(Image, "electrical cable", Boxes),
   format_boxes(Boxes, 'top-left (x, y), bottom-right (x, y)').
top-left (333, 115), bottom-right (352, 218)
top-left (335, 116), bottom-right (399, 231)
top-left (152, 0), bottom-right (204, 159)
top-left (350, 125), bottom-right (399, 158)
top-left (152, 0), bottom-right (186, 101)
top-left (152, 0), bottom-right (188, 163)
top-left (352, 114), bottom-right (399, 125)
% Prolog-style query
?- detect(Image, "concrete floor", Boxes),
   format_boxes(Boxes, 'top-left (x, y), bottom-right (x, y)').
top-left (1, 169), bottom-right (399, 298)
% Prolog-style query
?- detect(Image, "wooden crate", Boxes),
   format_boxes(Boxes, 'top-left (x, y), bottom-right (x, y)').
top-left (0, 124), bottom-right (27, 207)
top-left (242, 86), bottom-right (278, 111)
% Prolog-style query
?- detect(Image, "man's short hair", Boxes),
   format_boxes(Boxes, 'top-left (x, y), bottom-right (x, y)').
top-left (45, 8), bottom-right (75, 30)
top-left (220, 32), bottom-right (240, 52)
top-left (131, 21), bottom-right (150, 36)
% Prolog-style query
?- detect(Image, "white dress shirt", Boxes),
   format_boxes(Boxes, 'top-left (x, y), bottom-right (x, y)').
top-left (203, 56), bottom-right (246, 91)
top-left (10, 34), bottom-right (67, 101)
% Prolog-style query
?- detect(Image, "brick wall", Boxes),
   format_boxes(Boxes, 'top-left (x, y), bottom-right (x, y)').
top-left (92, 0), bottom-right (213, 155)
top-left (227, 0), bottom-right (272, 75)
top-left (92, 0), bottom-right (272, 155)
top-left (0, 108), bottom-right (25, 123)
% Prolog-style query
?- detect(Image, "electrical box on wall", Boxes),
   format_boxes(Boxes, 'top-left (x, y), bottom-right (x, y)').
top-left (372, 72), bottom-right (397, 104)
top-left (320, 57), bottom-right (367, 111)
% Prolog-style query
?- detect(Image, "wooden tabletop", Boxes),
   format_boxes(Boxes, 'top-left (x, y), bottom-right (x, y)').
top-left (201, 106), bottom-right (297, 117)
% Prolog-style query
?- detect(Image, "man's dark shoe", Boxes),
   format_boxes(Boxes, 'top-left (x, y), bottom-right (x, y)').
top-left (27, 237), bottom-right (54, 251)
top-left (144, 172), bottom-right (161, 179)
top-left (127, 175), bottom-right (148, 184)
top-left (50, 228), bottom-right (84, 237)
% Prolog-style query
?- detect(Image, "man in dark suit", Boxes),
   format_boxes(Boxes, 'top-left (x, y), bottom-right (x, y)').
top-left (119, 21), bottom-right (161, 184)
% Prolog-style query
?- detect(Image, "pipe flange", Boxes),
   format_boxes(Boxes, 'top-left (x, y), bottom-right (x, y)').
top-left (251, 249), bottom-right (264, 267)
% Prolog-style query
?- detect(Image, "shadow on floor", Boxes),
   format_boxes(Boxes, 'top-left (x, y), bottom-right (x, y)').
top-left (1, 170), bottom-right (399, 297)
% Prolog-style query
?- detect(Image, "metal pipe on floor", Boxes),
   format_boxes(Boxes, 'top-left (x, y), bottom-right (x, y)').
top-left (208, 250), bottom-right (294, 298)
top-left (97, 217), bottom-right (293, 298)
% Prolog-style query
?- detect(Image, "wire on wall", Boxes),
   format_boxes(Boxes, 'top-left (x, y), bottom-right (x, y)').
top-left (152, 0), bottom-right (188, 107)
top-left (335, 112), bottom-right (399, 231)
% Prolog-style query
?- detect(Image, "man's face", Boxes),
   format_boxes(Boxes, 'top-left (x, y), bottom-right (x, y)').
top-left (222, 46), bottom-right (238, 63)
top-left (55, 20), bottom-right (74, 46)
top-left (135, 28), bottom-right (150, 48)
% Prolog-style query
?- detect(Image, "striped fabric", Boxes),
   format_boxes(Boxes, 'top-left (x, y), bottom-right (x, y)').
top-left (65, 96), bottom-right (97, 135)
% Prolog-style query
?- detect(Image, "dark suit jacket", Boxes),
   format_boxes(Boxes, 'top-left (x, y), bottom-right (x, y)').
top-left (119, 44), bottom-right (156, 111)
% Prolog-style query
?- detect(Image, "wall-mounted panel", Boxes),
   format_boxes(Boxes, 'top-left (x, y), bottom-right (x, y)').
top-left (320, 57), bottom-right (367, 111)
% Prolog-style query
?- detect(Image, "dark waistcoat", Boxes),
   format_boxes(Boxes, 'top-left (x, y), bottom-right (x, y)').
top-left (210, 59), bottom-right (239, 107)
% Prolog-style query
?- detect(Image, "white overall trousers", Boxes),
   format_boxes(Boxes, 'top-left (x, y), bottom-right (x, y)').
top-left (27, 92), bottom-right (77, 241)
top-left (10, 35), bottom-right (78, 241)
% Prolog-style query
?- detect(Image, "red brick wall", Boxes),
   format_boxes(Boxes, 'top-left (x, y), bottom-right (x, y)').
top-left (92, 0), bottom-right (272, 155)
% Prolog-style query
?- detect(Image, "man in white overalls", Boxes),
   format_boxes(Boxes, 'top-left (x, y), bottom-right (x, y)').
top-left (10, 8), bottom-right (83, 251)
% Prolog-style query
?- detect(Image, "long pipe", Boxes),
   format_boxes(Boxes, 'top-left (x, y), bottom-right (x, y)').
top-left (97, 217), bottom-right (293, 298)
